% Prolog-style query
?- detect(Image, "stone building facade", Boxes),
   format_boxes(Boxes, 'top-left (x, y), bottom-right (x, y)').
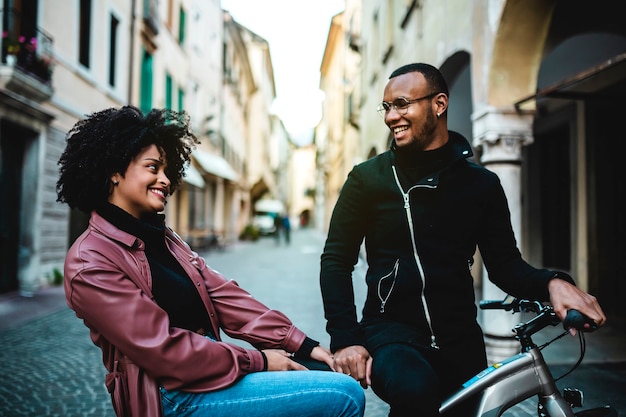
top-left (316, 0), bottom-right (626, 359)
top-left (0, 0), bottom-right (283, 296)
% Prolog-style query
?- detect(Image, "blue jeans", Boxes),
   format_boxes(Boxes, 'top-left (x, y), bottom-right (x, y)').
top-left (160, 370), bottom-right (365, 417)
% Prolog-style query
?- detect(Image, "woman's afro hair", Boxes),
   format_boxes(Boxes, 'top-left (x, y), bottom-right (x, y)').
top-left (56, 105), bottom-right (199, 213)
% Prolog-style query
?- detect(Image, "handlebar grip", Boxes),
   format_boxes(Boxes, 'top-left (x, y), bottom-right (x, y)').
top-left (479, 300), bottom-right (503, 309)
top-left (479, 295), bottom-right (517, 311)
top-left (563, 309), bottom-right (598, 332)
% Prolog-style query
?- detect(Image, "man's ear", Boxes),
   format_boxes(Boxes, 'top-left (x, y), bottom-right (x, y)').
top-left (434, 93), bottom-right (448, 116)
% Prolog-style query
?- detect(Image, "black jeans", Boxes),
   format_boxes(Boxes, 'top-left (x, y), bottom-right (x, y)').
top-left (371, 342), bottom-right (440, 417)
top-left (364, 323), bottom-right (486, 417)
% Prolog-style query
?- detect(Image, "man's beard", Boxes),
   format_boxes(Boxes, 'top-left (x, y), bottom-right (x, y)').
top-left (406, 110), bottom-right (438, 152)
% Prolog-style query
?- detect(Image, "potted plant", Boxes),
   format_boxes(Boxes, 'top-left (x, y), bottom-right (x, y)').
top-left (2, 32), bottom-right (54, 83)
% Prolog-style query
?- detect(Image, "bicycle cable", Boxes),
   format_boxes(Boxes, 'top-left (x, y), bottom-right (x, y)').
top-left (538, 330), bottom-right (586, 382)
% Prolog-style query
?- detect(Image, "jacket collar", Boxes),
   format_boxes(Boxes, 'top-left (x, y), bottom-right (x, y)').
top-left (390, 130), bottom-right (473, 162)
top-left (447, 130), bottom-right (474, 161)
top-left (390, 131), bottom-right (473, 187)
top-left (89, 211), bottom-right (142, 249)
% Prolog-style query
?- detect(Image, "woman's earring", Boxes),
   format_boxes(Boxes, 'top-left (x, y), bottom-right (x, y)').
top-left (113, 180), bottom-right (119, 185)
top-left (436, 112), bottom-right (441, 118)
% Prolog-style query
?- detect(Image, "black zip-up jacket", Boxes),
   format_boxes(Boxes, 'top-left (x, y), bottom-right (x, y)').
top-left (320, 131), bottom-right (573, 356)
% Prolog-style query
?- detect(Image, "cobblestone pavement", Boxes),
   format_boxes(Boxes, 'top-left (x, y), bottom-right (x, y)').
top-left (1, 227), bottom-right (625, 417)
top-left (0, 308), bottom-right (115, 417)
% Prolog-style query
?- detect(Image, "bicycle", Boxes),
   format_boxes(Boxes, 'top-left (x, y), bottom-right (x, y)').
top-left (439, 295), bottom-right (618, 416)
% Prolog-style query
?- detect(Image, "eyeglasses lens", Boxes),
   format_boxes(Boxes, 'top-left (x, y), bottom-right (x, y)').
top-left (393, 98), bottom-right (411, 114)
top-left (377, 98), bottom-right (412, 117)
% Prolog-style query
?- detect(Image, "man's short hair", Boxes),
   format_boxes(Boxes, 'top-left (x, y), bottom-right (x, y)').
top-left (389, 63), bottom-right (449, 96)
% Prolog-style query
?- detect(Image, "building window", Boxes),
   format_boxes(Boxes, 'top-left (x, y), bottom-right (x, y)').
top-left (140, 48), bottom-right (153, 114)
top-left (109, 14), bottom-right (119, 87)
top-left (188, 187), bottom-right (206, 230)
top-left (372, 12), bottom-right (380, 65)
top-left (143, 0), bottom-right (159, 34)
top-left (79, 0), bottom-right (92, 68)
top-left (223, 43), bottom-right (229, 81)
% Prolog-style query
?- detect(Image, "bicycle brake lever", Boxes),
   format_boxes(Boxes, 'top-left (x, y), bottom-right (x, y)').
top-left (518, 300), bottom-right (543, 314)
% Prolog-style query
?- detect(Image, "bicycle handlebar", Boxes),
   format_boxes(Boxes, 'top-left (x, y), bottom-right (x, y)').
top-left (479, 296), bottom-right (542, 314)
top-left (479, 296), bottom-right (598, 333)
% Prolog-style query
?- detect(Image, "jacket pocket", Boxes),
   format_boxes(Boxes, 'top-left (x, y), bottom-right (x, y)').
top-left (377, 259), bottom-right (400, 313)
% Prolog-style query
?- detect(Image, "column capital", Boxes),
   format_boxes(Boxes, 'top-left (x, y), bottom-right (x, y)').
top-left (471, 106), bottom-right (534, 165)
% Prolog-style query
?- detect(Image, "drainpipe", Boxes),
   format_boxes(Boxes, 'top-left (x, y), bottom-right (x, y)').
top-left (128, 0), bottom-right (136, 103)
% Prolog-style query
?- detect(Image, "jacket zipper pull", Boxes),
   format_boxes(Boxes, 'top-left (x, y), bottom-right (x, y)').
top-left (430, 335), bottom-right (440, 350)
top-left (403, 193), bottom-right (410, 209)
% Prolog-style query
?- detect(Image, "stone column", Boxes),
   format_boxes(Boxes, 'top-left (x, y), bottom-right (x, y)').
top-left (472, 106), bottom-right (534, 363)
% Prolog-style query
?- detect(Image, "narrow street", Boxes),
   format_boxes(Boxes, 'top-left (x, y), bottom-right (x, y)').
top-left (203, 228), bottom-right (390, 417)
top-left (0, 227), bottom-right (624, 416)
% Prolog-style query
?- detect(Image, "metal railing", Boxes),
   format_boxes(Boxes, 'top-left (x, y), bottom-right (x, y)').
top-left (1, 9), bottom-right (54, 84)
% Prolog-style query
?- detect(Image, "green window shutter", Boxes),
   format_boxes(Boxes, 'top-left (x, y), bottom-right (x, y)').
top-left (165, 73), bottom-right (173, 110)
top-left (178, 87), bottom-right (184, 111)
top-left (140, 48), bottom-right (153, 114)
top-left (179, 7), bottom-right (186, 46)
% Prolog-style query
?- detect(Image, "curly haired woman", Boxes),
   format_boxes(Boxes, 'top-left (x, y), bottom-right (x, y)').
top-left (57, 106), bottom-right (365, 417)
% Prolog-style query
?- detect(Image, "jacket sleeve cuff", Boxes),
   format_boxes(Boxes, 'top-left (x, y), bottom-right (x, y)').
top-left (543, 271), bottom-right (576, 300)
top-left (247, 349), bottom-right (267, 372)
top-left (294, 337), bottom-right (319, 358)
top-left (551, 271), bottom-right (575, 286)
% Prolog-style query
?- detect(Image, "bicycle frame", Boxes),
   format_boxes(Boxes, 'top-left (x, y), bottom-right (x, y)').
top-left (440, 344), bottom-right (575, 416)
top-left (439, 298), bottom-right (615, 417)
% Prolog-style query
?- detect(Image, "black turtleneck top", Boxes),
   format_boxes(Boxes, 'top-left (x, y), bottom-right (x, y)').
top-left (392, 140), bottom-right (454, 183)
top-left (97, 203), bottom-right (214, 336)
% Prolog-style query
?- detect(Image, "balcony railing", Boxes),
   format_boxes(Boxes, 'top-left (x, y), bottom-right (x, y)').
top-left (2, 28), bottom-right (54, 84)
top-left (2, 5), bottom-right (54, 85)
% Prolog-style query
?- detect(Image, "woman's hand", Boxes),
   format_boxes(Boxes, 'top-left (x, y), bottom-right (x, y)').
top-left (310, 345), bottom-right (336, 371)
top-left (262, 349), bottom-right (307, 371)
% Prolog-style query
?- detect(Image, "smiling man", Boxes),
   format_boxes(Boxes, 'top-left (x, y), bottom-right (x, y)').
top-left (319, 63), bottom-right (606, 417)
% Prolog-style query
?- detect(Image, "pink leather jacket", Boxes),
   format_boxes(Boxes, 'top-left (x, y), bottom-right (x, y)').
top-left (64, 212), bottom-right (307, 414)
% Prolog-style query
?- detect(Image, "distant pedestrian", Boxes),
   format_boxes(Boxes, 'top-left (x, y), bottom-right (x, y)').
top-left (273, 213), bottom-right (283, 244)
top-left (282, 215), bottom-right (291, 245)
top-left (56, 105), bottom-right (365, 417)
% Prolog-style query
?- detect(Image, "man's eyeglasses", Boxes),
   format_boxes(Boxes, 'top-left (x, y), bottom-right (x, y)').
top-left (376, 93), bottom-right (440, 117)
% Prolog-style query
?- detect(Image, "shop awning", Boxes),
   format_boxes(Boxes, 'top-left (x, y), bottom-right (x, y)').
top-left (192, 150), bottom-right (239, 182)
top-left (183, 163), bottom-right (205, 188)
top-left (514, 52), bottom-right (626, 111)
